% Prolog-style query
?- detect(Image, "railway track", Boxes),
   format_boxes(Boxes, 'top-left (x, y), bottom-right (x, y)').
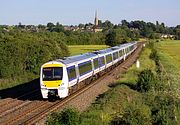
top-left (0, 89), bottom-right (41, 115)
top-left (0, 42), bottom-right (143, 125)
top-left (0, 93), bottom-right (41, 119)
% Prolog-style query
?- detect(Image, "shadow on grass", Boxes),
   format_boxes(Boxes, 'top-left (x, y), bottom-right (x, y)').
top-left (109, 82), bottom-right (137, 91)
top-left (0, 78), bottom-right (42, 101)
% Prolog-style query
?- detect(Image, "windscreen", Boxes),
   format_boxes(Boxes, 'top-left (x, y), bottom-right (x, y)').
top-left (43, 67), bottom-right (63, 81)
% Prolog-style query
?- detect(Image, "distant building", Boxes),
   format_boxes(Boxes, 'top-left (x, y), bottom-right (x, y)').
top-left (161, 34), bottom-right (175, 39)
top-left (93, 11), bottom-right (103, 32)
top-left (64, 25), bottom-right (79, 31)
top-left (94, 10), bottom-right (98, 26)
top-left (63, 11), bottom-right (103, 32)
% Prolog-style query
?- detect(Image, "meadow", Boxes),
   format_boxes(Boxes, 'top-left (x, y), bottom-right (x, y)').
top-left (68, 45), bottom-right (108, 56)
top-left (157, 40), bottom-right (180, 77)
top-left (156, 40), bottom-right (180, 98)
top-left (156, 40), bottom-right (180, 122)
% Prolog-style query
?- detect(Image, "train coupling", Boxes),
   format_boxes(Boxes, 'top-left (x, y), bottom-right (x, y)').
top-left (48, 89), bottom-right (58, 97)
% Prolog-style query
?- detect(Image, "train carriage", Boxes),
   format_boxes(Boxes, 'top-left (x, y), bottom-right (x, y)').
top-left (40, 42), bottom-right (137, 99)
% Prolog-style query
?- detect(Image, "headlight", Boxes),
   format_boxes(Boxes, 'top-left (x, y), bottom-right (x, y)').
top-left (59, 87), bottom-right (65, 90)
top-left (60, 83), bottom-right (65, 86)
top-left (41, 88), bottom-right (47, 91)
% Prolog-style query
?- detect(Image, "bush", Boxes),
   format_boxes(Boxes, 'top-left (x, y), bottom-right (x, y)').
top-left (136, 69), bottom-right (157, 92)
top-left (150, 49), bottom-right (160, 66)
top-left (46, 108), bottom-right (80, 125)
top-left (111, 103), bottom-right (151, 125)
top-left (144, 93), bottom-right (177, 125)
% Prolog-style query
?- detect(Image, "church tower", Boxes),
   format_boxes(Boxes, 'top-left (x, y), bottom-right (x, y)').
top-left (94, 10), bottom-right (98, 26)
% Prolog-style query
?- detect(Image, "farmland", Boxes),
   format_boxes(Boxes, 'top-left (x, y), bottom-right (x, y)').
top-left (157, 40), bottom-right (180, 76)
top-left (68, 45), bottom-right (108, 56)
top-left (157, 40), bottom-right (180, 122)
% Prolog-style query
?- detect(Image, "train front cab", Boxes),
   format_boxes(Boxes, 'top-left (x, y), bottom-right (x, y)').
top-left (40, 62), bottom-right (69, 99)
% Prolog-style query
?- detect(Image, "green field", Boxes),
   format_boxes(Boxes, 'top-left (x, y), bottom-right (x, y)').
top-left (157, 40), bottom-right (180, 95)
top-left (156, 40), bottom-right (180, 122)
top-left (157, 40), bottom-right (180, 73)
top-left (68, 45), bottom-right (108, 56)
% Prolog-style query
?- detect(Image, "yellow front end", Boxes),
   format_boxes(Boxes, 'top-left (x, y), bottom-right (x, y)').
top-left (41, 63), bottom-right (64, 98)
top-left (43, 80), bottom-right (62, 88)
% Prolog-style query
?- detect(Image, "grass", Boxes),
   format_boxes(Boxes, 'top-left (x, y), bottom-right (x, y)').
top-left (156, 40), bottom-right (180, 122)
top-left (156, 40), bottom-right (180, 98)
top-left (120, 47), bottom-right (156, 85)
top-left (68, 45), bottom-right (108, 56)
top-left (157, 40), bottom-right (180, 73)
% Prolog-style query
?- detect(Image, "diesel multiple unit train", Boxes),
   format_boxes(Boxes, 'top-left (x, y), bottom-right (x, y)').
top-left (40, 42), bottom-right (138, 99)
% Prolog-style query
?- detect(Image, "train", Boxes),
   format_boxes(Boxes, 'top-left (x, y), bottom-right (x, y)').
top-left (40, 42), bottom-right (138, 99)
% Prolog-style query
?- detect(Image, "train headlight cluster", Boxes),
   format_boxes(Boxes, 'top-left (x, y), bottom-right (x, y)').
top-left (41, 88), bottom-right (47, 90)
top-left (60, 83), bottom-right (65, 86)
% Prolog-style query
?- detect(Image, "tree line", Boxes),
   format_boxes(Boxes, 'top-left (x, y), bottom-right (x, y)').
top-left (1, 20), bottom-right (180, 46)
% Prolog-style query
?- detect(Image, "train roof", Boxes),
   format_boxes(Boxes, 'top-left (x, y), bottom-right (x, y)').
top-left (56, 52), bottom-right (97, 64)
top-left (55, 42), bottom-right (137, 65)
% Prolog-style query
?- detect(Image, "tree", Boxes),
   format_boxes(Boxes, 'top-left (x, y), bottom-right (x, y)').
top-left (105, 28), bottom-right (129, 47)
top-left (47, 22), bottom-right (55, 32)
top-left (54, 22), bottom-right (64, 32)
top-left (105, 30), bottom-right (116, 46)
top-left (38, 24), bottom-right (46, 30)
top-left (102, 20), bottom-right (114, 29)
top-left (121, 20), bottom-right (129, 27)
top-left (175, 26), bottom-right (180, 39)
top-left (78, 23), bottom-right (84, 29)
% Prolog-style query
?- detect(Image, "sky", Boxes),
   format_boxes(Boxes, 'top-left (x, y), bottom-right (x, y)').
top-left (0, 0), bottom-right (179, 27)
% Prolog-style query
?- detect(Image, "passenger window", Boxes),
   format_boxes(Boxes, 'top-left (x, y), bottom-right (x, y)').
top-left (119, 50), bottom-right (123, 57)
top-left (106, 54), bottom-right (112, 63)
top-left (78, 61), bottom-right (92, 76)
top-left (99, 57), bottom-right (105, 67)
top-left (93, 58), bottom-right (99, 69)
top-left (67, 66), bottom-right (76, 81)
top-left (113, 52), bottom-right (118, 60)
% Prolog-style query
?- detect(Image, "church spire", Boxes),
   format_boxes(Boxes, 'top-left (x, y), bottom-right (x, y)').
top-left (94, 10), bottom-right (98, 26)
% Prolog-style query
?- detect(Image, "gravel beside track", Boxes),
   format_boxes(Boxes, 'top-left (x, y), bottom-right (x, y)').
top-left (0, 43), bottom-right (143, 125)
